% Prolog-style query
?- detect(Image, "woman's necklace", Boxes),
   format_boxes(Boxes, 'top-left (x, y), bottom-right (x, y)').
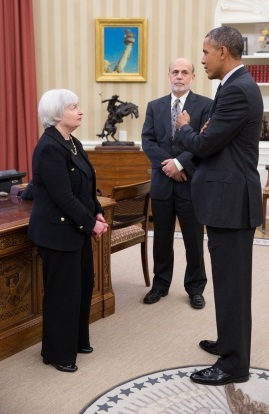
top-left (69, 135), bottom-right (78, 155)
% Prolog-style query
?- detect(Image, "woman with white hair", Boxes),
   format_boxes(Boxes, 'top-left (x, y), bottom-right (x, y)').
top-left (28, 89), bottom-right (108, 373)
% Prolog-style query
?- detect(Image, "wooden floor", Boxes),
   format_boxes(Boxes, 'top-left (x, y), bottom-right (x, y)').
top-left (148, 218), bottom-right (269, 239)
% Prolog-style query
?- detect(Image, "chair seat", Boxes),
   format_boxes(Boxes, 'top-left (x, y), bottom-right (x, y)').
top-left (111, 225), bottom-right (145, 247)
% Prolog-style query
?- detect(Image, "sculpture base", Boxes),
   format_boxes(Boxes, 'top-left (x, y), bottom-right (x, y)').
top-left (95, 143), bottom-right (141, 151)
top-left (102, 141), bottom-right (135, 146)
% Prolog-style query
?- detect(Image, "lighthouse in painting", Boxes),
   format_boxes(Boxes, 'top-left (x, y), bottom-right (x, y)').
top-left (113, 29), bottom-right (135, 73)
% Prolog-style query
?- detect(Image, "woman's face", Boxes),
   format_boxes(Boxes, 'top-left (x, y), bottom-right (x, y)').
top-left (58, 103), bottom-right (83, 132)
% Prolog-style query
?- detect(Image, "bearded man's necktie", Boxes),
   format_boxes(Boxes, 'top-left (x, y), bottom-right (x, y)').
top-left (171, 99), bottom-right (181, 138)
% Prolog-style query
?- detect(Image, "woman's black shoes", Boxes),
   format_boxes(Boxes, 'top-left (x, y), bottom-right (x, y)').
top-left (78, 346), bottom-right (93, 354)
top-left (43, 358), bottom-right (78, 372)
top-left (42, 347), bottom-right (93, 370)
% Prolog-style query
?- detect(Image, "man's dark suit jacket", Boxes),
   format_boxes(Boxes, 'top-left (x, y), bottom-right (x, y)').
top-left (28, 126), bottom-right (103, 251)
top-left (176, 67), bottom-right (263, 228)
top-left (142, 91), bottom-right (213, 200)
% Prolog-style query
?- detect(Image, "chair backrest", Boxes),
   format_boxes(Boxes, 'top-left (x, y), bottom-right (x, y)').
top-left (262, 165), bottom-right (269, 232)
top-left (110, 180), bottom-right (151, 231)
top-left (265, 165), bottom-right (269, 187)
top-left (110, 180), bottom-right (151, 286)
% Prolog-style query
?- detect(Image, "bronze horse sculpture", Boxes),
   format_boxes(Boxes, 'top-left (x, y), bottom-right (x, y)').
top-left (97, 101), bottom-right (139, 142)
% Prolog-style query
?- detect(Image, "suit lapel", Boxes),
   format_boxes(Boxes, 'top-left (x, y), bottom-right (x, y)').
top-left (68, 136), bottom-right (95, 178)
top-left (71, 137), bottom-right (94, 175)
top-left (160, 95), bottom-right (172, 137)
top-left (46, 126), bottom-right (72, 152)
top-left (182, 90), bottom-right (197, 115)
top-left (46, 126), bottom-right (92, 176)
top-left (208, 87), bottom-right (222, 117)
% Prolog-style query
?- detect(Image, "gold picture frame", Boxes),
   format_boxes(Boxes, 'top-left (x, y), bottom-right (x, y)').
top-left (95, 18), bottom-right (147, 82)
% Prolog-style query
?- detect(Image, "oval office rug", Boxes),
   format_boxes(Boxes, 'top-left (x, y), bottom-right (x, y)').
top-left (79, 365), bottom-right (269, 413)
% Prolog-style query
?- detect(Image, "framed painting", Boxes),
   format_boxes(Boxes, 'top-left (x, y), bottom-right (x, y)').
top-left (95, 18), bottom-right (147, 82)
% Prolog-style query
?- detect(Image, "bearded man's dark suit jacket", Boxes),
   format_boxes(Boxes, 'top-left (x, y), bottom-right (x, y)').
top-left (142, 91), bottom-right (213, 295)
top-left (176, 66), bottom-right (263, 376)
top-left (28, 126), bottom-right (103, 365)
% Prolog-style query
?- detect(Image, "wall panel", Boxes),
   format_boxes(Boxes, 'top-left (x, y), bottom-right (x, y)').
top-left (32, 0), bottom-right (217, 145)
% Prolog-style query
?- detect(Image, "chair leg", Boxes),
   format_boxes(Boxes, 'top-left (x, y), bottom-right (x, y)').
top-left (141, 240), bottom-right (150, 287)
top-left (262, 195), bottom-right (268, 233)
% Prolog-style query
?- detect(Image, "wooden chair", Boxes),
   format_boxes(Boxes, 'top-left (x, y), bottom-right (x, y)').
top-left (110, 180), bottom-right (151, 286)
top-left (262, 165), bottom-right (269, 233)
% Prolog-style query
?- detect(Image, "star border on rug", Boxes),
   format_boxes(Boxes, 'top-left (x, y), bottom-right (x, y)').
top-left (79, 366), bottom-right (269, 414)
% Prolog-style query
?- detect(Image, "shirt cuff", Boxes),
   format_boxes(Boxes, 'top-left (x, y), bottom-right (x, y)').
top-left (173, 159), bottom-right (183, 171)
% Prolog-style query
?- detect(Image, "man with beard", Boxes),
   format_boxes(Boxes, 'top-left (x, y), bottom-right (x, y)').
top-left (142, 58), bottom-right (212, 308)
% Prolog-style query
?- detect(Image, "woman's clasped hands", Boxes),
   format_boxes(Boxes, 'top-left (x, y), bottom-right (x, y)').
top-left (93, 213), bottom-right (109, 238)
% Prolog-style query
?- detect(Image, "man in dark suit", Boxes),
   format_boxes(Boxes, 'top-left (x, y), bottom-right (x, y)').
top-left (142, 58), bottom-right (213, 308)
top-left (176, 26), bottom-right (263, 385)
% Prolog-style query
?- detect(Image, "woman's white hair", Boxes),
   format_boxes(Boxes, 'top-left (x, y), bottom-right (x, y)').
top-left (38, 89), bottom-right (79, 128)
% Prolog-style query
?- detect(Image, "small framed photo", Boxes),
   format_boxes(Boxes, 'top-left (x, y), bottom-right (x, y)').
top-left (95, 18), bottom-right (147, 82)
top-left (242, 37), bottom-right (248, 55)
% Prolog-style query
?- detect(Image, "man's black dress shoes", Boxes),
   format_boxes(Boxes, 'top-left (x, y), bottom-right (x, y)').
top-left (199, 340), bottom-right (219, 355)
top-left (78, 346), bottom-right (93, 354)
top-left (189, 294), bottom-right (205, 309)
top-left (190, 365), bottom-right (249, 386)
top-left (143, 289), bottom-right (168, 304)
top-left (43, 358), bottom-right (78, 373)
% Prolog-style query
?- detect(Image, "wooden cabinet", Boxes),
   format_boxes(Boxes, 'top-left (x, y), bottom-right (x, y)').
top-left (87, 148), bottom-right (152, 197)
top-left (0, 195), bottom-right (115, 361)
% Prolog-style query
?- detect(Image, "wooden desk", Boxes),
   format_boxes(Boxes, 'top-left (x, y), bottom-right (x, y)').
top-left (87, 149), bottom-right (152, 197)
top-left (0, 195), bottom-right (116, 361)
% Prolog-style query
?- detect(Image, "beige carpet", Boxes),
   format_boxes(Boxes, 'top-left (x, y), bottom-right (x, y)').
top-left (0, 236), bottom-right (269, 414)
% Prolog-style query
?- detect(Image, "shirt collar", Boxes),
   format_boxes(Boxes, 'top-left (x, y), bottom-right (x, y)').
top-left (171, 90), bottom-right (190, 108)
top-left (221, 64), bottom-right (244, 86)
